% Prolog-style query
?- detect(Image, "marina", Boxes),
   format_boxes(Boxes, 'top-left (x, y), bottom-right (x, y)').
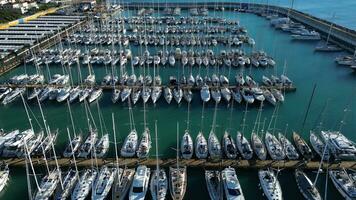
top-left (0, 0), bottom-right (355, 200)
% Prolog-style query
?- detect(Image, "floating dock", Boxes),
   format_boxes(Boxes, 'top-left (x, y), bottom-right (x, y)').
top-left (2, 157), bottom-right (355, 170)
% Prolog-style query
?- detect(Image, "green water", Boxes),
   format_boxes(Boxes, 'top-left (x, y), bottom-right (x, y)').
top-left (0, 10), bottom-right (355, 200)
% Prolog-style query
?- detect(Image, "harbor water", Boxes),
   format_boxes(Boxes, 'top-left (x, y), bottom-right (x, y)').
top-left (0, 7), bottom-right (355, 200)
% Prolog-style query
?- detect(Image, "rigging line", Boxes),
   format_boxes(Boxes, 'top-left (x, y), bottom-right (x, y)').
top-left (96, 101), bottom-right (104, 136)
top-left (301, 83), bottom-right (317, 133)
top-left (67, 99), bottom-right (77, 137)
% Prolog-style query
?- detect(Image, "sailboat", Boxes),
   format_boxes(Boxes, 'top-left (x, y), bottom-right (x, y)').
top-left (181, 130), bottom-right (193, 159)
top-left (0, 163), bottom-right (9, 193)
top-left (265, 131), bottom-right (285, 160)
top-left (34, 170), bottom-right (61, 200)
top-left (205, 170), bottom-right (223, 200)
top-left (77, 129), bottom-right (98, 158)
top-left (258, 169), bottom-right (283, 200)
top-left (309, 131), bottom-right (330, 160)
top-left (195, 132), bottom-right (208, 159)
top-left (71, 169), bottom-right (98, 200)
top-left (136, 128), bottom-right (151, 158)
top-left (223, 131), bottom-right (238, 159)
top-left (279, 132), bottom-right (299, 160)
top-left (293, 132), bottom-right (313, 159)
top-left (236, 104), bottom-right (253, 160)
top-left (54, 169), bottom-right (78, 200)
top-left (169, 122), bottom-right (187, 200)
top-left (95, 134), bottom-right (110, 158)
top-left (92, 166), bottom-right (117, 200)
top-left (295, 169), bottom-right (322, 200)
top-left (150, 121), bottom-right (168, 200)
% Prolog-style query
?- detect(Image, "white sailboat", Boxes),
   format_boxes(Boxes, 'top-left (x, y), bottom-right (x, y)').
top-left (258, 169), bottom-right (283, 200)
top-left (92, 166), bottom-right (117, 200)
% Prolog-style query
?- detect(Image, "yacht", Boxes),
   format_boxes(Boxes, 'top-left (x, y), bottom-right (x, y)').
top-left (131, 88), bottom-right (141, 105)
top-left (278, 133), bottom-right (299, 160)
top-left (195, 132), bottom-right (208, 159)
top-left (208, 131), bottom-right (222, 160)
top-left (69, 86), bottom-right (81, 103)
top-left (223, 131), bottom-right (238, 159)
top-left (173, 87), bottom-right (183, 104)
top-left (265, 132), bottom-right (285, 160)
top-left (329, 170), bottom-right (356, 199)
top-left (0, 163), bottom-right (9, 193)
top-left (221, 87), bottom-right (232, 102)
top-left (221, 167), bottom-right (245, 200)
top-left (88, 88), bottom-right (103, 103)
top-left (112, 168), bottom-right (135, 200)
top-left (56, 87), bottom-right (71, 102)
top-left (121, 88), bottom-right (132, 102)
top-left (293, 132), bottom-right (313, 159)
top-left (136, 128), bottom-right (151, 158)
top-left (271, 89), bottom-right (284, 102)
top-left (35, 170), bottom-right (60, 200)
top-left (321, 131), bottom-right (356, 160)
top-left (2, 129), bottom-right (34, 157)
top-left (2, 87), bottom-right (25, 105)
top-left (112, 89), bottom-right (121, 103)
top-left (231, 88), bottom-right (242, 103)
top-left (63, 135), bottom-right (82, 158)
top-left (200, 84), bottom-right (211, 103)
top-left (211, 88), bottom-right (221, 103)
top-left (169, 166), bottom-right (187, 200)
top-left (141, 87), bottom-right (151, 104)
top-left (151, 86), bottom-right (162, 104)
top-left (181, 130), bottom-right (193, 159)
top-left (32, 131), bottom-right (58, 156)
top-left (164, 87), bottom-right (173, 104)
top-left (251, 132), bottom-right (267, 160)
top-left (129, 165), bottom-right (151, 200)
top-left (263, 89), bottom-right (277, 106)
top-left (309, 131), bottom-right (330, 160)
top-left (77, 130), bottom-right (98, 158)
top-left (150, 169), bottom-right (168, 200)
top-left (121, 130), bottom-right (138, 158)
top-left (95, 134), bottom-right (110, 158)
top-left (258, 169), bottom-right (283, 200)
top-left (183, 89), bottom-right (193, 103)
top-left (251, 87), bottom-right (265, 102)
top-left (241, 88), bottom-right (254, 104)
top-left (92, 166), bottom-right (117, 200)
top-left (27, 88), bottom-right (42, 101)
top-left (236, 131), bottom-right (253, 160)
top-left (72, 169), bottom-right (98, 200)
top-left (205, 170), bottom-right (223, 200)
top-left (295, 169), bottom-right (322, 200)
top-left (55, 169), bottom-right (78, 200)
top-left (79, 88), bottom-right (92, 102)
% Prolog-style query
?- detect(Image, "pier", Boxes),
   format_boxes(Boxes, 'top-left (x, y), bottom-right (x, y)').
top-left (3, 157), bottom-right (355, 170)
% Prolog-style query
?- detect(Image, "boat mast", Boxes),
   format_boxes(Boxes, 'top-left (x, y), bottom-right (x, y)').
top-left (66, 127), bottom-right (78, 174)
top-left (155, 120), bottom-right (160, 198)
top-left (112, 113), bottom-right (120, 181)
top-left (176, 122), bottom-right (179, 170)
top-left (67, 100), bottom-right (77, 137)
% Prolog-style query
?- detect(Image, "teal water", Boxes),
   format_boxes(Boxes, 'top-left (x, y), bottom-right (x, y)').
top-left (0, 9), bottom-right (355, 200)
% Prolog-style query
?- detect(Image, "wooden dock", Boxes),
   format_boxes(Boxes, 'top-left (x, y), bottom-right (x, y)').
top-left (2, 157), bottom-right (356, 170)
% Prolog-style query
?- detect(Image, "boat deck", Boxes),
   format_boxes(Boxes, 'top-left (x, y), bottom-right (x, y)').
top-left (3, 157), bottom-right (355, 170)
